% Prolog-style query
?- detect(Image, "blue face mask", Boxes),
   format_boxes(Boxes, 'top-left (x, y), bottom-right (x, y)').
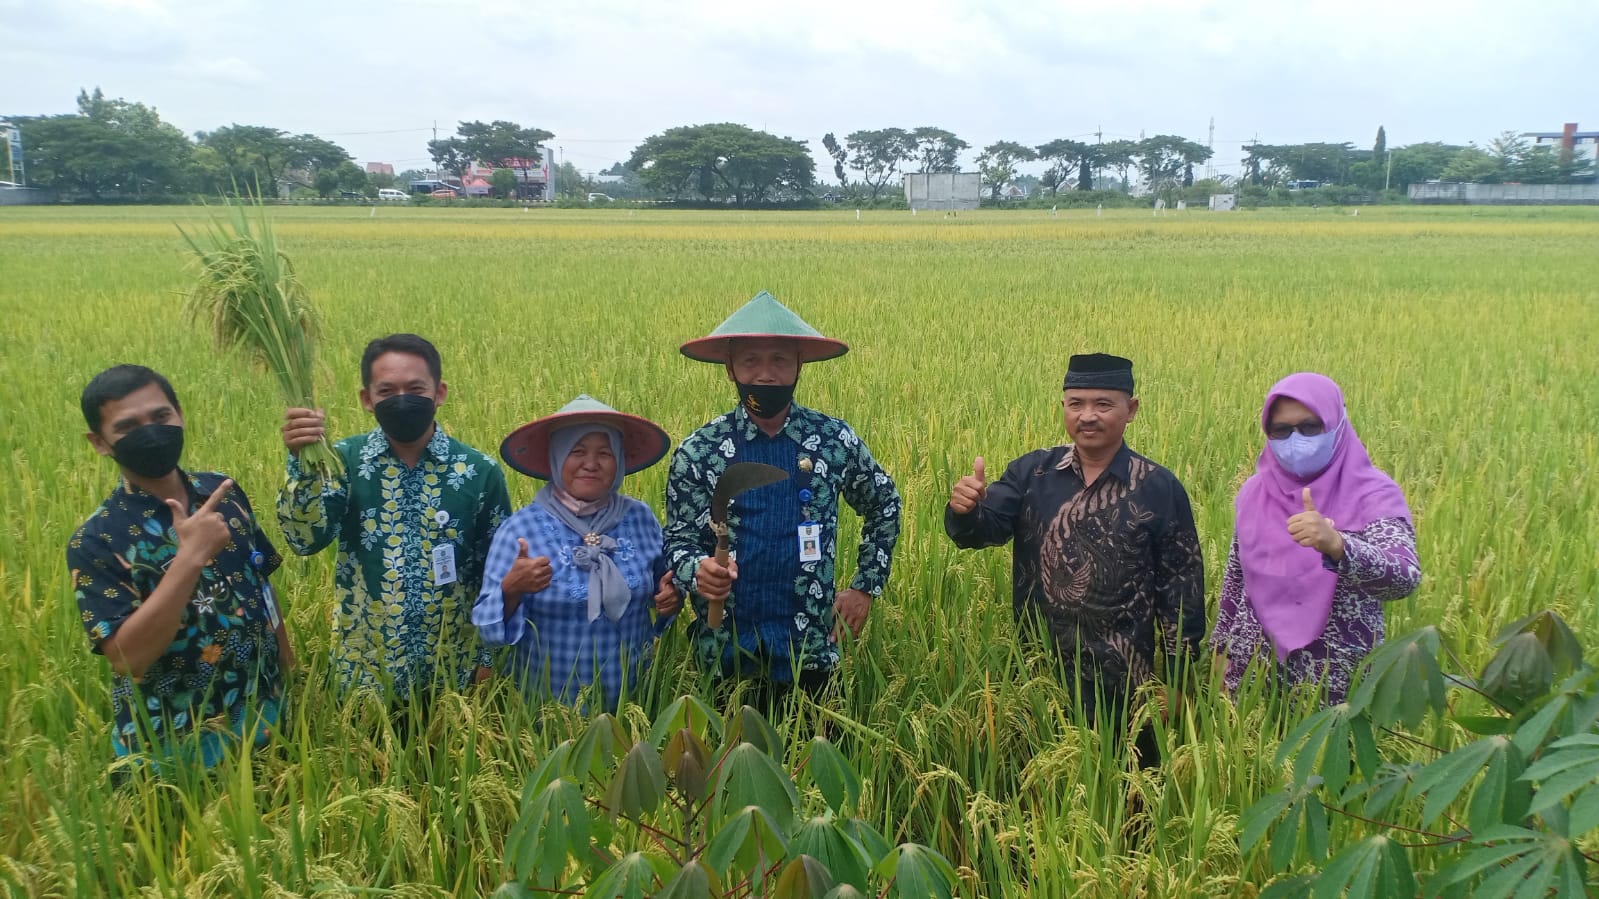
top-left (1269, 430), bottom-right (1338, 479)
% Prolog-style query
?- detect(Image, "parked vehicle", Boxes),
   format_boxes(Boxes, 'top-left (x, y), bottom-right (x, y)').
top-left (430, 188), bottom-right (459, 199)
top-left (377, 188), bottom-right (409, 201)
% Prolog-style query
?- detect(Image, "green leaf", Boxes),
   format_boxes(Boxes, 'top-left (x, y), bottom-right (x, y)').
top-left (838, 818), bottom-right (893, 863)
top-left (605, 740), bottom-right (666, 823)
top-left (772, 855), bottom-right (835, 899)
top-left (665, 727), bottom-right (713, 803)
top-left (1312, 835), bottom-right (1415, 899)
top-left (1565, 784), bottom-right (1599, 836)
top-left (1409, 736), bottom-right (1511, 828)
top-left (1481, 633), bottom-right (1554, 709)
top-left (585, 851), bottom-right (671, 899)
top-left (1453, 715), bottom-right (1516, 736)
top-left (804, 737), bottom-right (863, 815)
top-left (725, 704), bottom-right (785, 757)
top-left (489, 883), bottom-right (538, 899)
top-left (1351, 716), bottom-right (1381, 780)
top-left (522, 740), bottom-right (576, 801)
top-left (1523, 736), bottom-right (1599, 817)
top-left (715, 743), bottom-right (800, 832)
top-left (656, 860), bottom-right (722, 899)
top-left (1348, 627), bottom-right (1445, 728)
top-left (705, 805), bottom-right (789, 877)
top-left (1467, 737), bottom-right (1530, 833)
top-left (650, 694), bottom-right (725, 747)
top-left (1359, 762), bottom-right (1420, 820)
top-left (1432, 824), bottom-right (1586, 898)
top-left (1241, 785), bottom-right (1297, 855)
top-left (573, 713), bottom-right (630, 784)
top-left (790, 817), bottom-right (875, 890)
top-left (822, 887), bottom-right (868, 899)
top-left (510, 778), bottom-right (590, 887)
top-left (874, 844), bottom-right (956, 899)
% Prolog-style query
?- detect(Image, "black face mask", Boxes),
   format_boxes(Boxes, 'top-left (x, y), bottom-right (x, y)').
top-left (374, 394), bottom-right (436, 443)
top-left (112, 423), bottom-right (185, 479)
top-left (735, 381), bottom-right (796, 420)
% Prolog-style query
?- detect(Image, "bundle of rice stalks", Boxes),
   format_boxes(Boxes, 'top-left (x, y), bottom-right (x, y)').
top-left (179, 197), bottom-right (343, 479)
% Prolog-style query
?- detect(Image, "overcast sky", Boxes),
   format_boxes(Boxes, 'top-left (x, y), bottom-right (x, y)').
top-left (9, 0), bottom-right (1596, 179)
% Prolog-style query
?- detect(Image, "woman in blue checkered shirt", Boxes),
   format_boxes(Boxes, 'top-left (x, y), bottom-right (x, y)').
top-left (473, 396), bottom-right (681, 711)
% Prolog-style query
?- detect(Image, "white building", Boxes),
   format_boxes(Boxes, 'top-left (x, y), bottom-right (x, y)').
top-left (1523, 123), bottom-right (1599, 179)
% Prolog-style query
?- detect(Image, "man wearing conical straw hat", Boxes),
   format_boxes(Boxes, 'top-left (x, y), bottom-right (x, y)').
top-left (665, 291), bottom-right (902, 707)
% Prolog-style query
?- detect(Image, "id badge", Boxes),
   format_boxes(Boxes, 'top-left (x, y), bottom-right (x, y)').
top-left (797, 522), bottom-right (822, 563)
top-left (433, 543), bottom-right (458, 586)
top-left (262, 582), bottom-right (283, 631)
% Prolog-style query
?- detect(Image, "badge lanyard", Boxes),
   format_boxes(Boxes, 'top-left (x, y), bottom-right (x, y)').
top-left (797, 455), bottom-right (821, 563)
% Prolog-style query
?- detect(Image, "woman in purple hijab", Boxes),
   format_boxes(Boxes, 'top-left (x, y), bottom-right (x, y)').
top-left (1210, 373), bottom-right (1420, 704)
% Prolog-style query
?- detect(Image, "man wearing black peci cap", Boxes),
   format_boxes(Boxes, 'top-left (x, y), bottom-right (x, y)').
top-left (944, 353), bottom-right (1204, 763)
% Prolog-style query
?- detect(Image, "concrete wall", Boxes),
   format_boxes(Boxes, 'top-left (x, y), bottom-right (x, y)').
top-left (904, 172), bottom-right (981, 211)
top-left (0, 186), bottom-right (56, 205)
top-left (1409, 182), bottom-right (1599, 205)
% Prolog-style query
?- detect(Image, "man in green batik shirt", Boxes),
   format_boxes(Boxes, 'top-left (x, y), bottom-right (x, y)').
top-left (277, 334), bottom-right (511, 700)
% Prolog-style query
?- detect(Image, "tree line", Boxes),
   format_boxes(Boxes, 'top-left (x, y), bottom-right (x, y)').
top-left (8, 89), bottom-right (1592, 205)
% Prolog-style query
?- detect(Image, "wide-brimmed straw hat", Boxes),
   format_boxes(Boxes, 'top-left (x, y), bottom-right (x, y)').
top-left (499, 394), bottom-right (671, 480)
top-left (678, 290), bottom-right (849, 364)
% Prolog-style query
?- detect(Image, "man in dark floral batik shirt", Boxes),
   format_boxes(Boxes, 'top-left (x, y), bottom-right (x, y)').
top-left (666, 292), bottom-right (901, 706)
top-left (69, 365), bottom-right (292, 771)
top-left (946, 354), bottom-right (1204, 756)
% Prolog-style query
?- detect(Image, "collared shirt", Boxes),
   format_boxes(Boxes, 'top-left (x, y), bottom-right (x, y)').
top-left (277, 426), bottom-right (511, 696)
top-left (945, 443), bottom-right (1205, 715)
top-left (472, 497), bottom-right (671, 711)
top-left (1211, 518), bottom-right (1420, 705)
top-left (68, 471), bottom-right (284, 765)
top-left (665, 403), bottom-right (901, 682)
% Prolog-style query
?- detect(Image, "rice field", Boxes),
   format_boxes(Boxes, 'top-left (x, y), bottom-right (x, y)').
top-left (2, 203), bottom-right (1597, 897)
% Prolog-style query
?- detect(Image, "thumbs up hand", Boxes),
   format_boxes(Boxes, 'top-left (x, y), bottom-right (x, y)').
top-left (949, 456), bottom-right (989, 515)
top-left (1286, 487), bottom-right (1344, 559)
top-left (501, 537), bottom-right (554, 616)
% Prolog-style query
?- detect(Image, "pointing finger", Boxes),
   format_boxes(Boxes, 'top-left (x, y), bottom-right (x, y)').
top-left (199, 479), bottom-right (234, 514)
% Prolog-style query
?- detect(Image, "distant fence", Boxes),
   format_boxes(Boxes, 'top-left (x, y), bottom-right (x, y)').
top-left (1409, 182), bottom-right (1599, 205)
top-left (0, 186), bottom-right (57, 205)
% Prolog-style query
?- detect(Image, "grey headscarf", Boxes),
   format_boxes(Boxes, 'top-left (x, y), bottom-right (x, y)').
top-left (532, 424), bottom-right (632, 622)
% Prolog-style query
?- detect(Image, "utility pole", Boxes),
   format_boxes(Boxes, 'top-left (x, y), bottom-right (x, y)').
top-left (1384, 148), bottom-right (1393, 193)
top-left (1207, 116), bottom-right (1216, 181)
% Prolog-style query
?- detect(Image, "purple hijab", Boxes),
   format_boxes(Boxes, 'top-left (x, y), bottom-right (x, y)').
top-left (1234, 373), bottom-right (1412, 659)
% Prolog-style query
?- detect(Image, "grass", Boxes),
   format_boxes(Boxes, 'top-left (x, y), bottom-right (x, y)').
top-left (1, 204), bottom-right (1597, 896)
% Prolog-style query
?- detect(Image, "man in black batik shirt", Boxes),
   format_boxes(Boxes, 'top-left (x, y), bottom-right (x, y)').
top-left (945, 354), bottom-right (1204, 758)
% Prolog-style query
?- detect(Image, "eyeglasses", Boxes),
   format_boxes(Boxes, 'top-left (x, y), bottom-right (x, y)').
top-left (1266, 420), bottom-right (1325, 441)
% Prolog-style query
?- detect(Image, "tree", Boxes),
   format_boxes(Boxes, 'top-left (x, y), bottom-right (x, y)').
top-left (18, 88), bottom-right (195, 199)
top-left (909, 126), bottom-right (968, 173)
top-left (426, 137), bottom-right (472, 182)
top-left (1440, 146), bottom-right (1503, 183)
top-left (627, 123), bottom-right (815, 206)
top-left (313, 168), bottom-right (340, 197)
top-left (820, 132), bottom-right (848, 186)
top-left (844, 128), bottom-right (915, 201)
top-left (197, 125), bottom-right (298, 195)
top-left (1034, 139), bottom-right (1092, 193)
top-left (289, 134), bottom-right (351, 174)
top-left (553, 160), bottom-right (585, 199)
top-left (1133, 135), bottom-right (1208, 194)
top-left (429, 120), bottom-right (554, 181)
top-left (1099, 139), bottom-right (1138, 191)
top-left (975, 141), bottom-right (1036, 201)
top-left (491, 168), bottom-right (519, 198)
top-left (1385, 142), bottom-right (1464, 190)
top-left (1373, 125), bottom-right (1386, 160)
